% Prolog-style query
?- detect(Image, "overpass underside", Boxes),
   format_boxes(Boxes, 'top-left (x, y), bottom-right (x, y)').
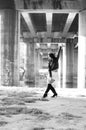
top-left (0, 0), bottom-right (86, 90)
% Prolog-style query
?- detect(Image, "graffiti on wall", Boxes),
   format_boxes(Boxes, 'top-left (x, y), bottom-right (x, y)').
top-left (2, 59), bottom-right (12, 86)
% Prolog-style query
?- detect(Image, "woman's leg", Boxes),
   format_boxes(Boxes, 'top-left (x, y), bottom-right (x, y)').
top-left (43, 83), bottom-right (57, 98)
top-left (49, 84), bottom-right (57, 97)
top-left (43, 83), bottom-right (51, 98)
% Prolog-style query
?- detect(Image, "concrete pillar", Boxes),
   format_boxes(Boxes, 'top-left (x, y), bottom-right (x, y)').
top-left (38, 50), bottom-right (40, 70)
top-left (78, 11), bottom-right (86, 89)
top-left (1, 9), bottom-right (19, 86)
top-left (0, 15), bottom-right (1, 86)
top-left (34, 48), bottom-right (38, 84)
top-left (73, 43), bottom-right (78, 88)
top-left (66, 39), bottom-right (74, 88)
top-left (38, 50), bottom-right (43, 70)
top-left (39, 54), bottom-right (43, 69)
top-left (34, 49), bottom-right (39, 74)
top-left (26, 42), bottom-right (35, 85)
top-left (62, 45), bottom-right (67, 88)
top-left (35, 49), bottom-right (42, 71)
top-left (34, 48), bottom-right (40, 86)
top-left (57, 48), bottom-right (62, 88)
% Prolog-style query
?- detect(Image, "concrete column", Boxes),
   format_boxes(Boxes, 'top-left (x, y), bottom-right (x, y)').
top-left (73, 43), bottom-right (78, 88)
top-left (26, 43), bottom-right (30, 83)
top-left (78, 11), bottom-right (86, 89)
top-left (34, 49), bottom-right (39, 74)
top-left (66, 39), bottom-right (74, 88)
top-left (62, 45), bottom-right (67, 88)
top-left (34, 48), bottom-right (38, 84)
top-left (1, 9), bottom-right (19, 86)
top-left (35, 49), bottom-right (42, 71)
top-left (57, 48), bottom-right (62, 88)
top-left (38, 50), bottom-right (40, 70)
top-left (26, 42), bottom-right (35, 85)
top-left (34, 49), bottom-right (40, 86)
top-left (0, 15), bottom-right (1, 86)
top-left (38, 50), bottom-right (42, 70)
top-left (39, 54), bottom-right (43, 69)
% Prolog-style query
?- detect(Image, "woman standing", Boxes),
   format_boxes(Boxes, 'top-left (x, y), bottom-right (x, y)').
top-left (43, 45), bottom-right (62, 98)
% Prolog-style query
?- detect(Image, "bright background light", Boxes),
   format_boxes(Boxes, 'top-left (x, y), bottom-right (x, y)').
top-left (19, 41), bottom-right (27, 69)
top-left (36, 43), bottom-right (40, 48)
top-left (78, 36), bottom-right (86, 89)
top-left (63, 45), bottom-right (66, 88)
top-left (0, 15), bottom-right (1, 86)
top-left (47, 43), bottom-right (51, 48)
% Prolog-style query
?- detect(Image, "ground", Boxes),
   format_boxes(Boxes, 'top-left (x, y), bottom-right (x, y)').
top-left (0, 86), bottom-right (86, 130)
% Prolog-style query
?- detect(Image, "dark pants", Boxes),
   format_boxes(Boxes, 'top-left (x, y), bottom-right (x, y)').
top-left (43, 83), bottom-right (57, 97)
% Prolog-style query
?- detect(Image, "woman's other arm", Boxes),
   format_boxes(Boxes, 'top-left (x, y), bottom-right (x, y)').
top-left (56, 46), bottom-right (62, 60)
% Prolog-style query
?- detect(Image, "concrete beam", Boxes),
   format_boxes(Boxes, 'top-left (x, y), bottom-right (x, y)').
top-left (22, 12), bottom-right (35, 36)
top-left (62, 13), bottom-right (77, 37)
top-left (20, 9), bottom-right (79, 14)
top-left (46, 13), bottom-right (52, 36)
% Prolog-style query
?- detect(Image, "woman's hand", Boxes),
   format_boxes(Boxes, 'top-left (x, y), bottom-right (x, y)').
top-left (48, 77), bottom-right (55, 84)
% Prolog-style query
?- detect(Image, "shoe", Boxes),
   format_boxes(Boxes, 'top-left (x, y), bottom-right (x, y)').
top-left (43, 93), bottom-right (47, 98)
top-left (52, 93), bottom-right (58, 98)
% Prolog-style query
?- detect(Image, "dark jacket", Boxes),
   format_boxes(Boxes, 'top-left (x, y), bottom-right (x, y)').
top-left (48, 46), bottom-right (62, 77)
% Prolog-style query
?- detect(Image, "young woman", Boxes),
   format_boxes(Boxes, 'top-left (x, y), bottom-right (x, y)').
top-left (43, 46), bottom-right (62, 98)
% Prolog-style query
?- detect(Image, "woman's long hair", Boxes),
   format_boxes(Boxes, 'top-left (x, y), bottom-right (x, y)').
top-left (49, 53), bottom-right (56, 60)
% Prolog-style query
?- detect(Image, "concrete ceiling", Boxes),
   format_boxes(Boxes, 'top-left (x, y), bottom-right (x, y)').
top-left (18, 0), bottom-right (79, 56)
top-left (21, 11), bottom-right (78, 42)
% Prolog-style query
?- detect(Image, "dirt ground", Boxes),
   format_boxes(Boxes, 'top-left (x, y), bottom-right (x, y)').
top-left (0, 87), bottom-right (86, 130)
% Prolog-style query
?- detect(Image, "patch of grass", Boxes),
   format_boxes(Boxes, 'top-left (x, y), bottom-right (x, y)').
top-left (57, 112), bottom-right (82, 120)
top-left (6, 107), bottom-right (24, 115)
top-left (0, 121), bottom-right (8, 126)
top-left (23, 98), bottom-right (36, 103)
top-left (84, 125), bottom-right (86, 129)
top-left (0, 107), bottom-right (7, 115)
top-left (22, 108), bottom-right (52, 120)
top-left (0, 106), bottom-right (24, 116)
top-left (65, 128), bottom-right (77, 130)
top-left (54, 128), bottom-right (77, 130)
top-left (0, 106), bottom-right (51, 121)
top-left (33, 128), bottom-right (45, 130)
top-left (2, 97), bottom-right (25, 106)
